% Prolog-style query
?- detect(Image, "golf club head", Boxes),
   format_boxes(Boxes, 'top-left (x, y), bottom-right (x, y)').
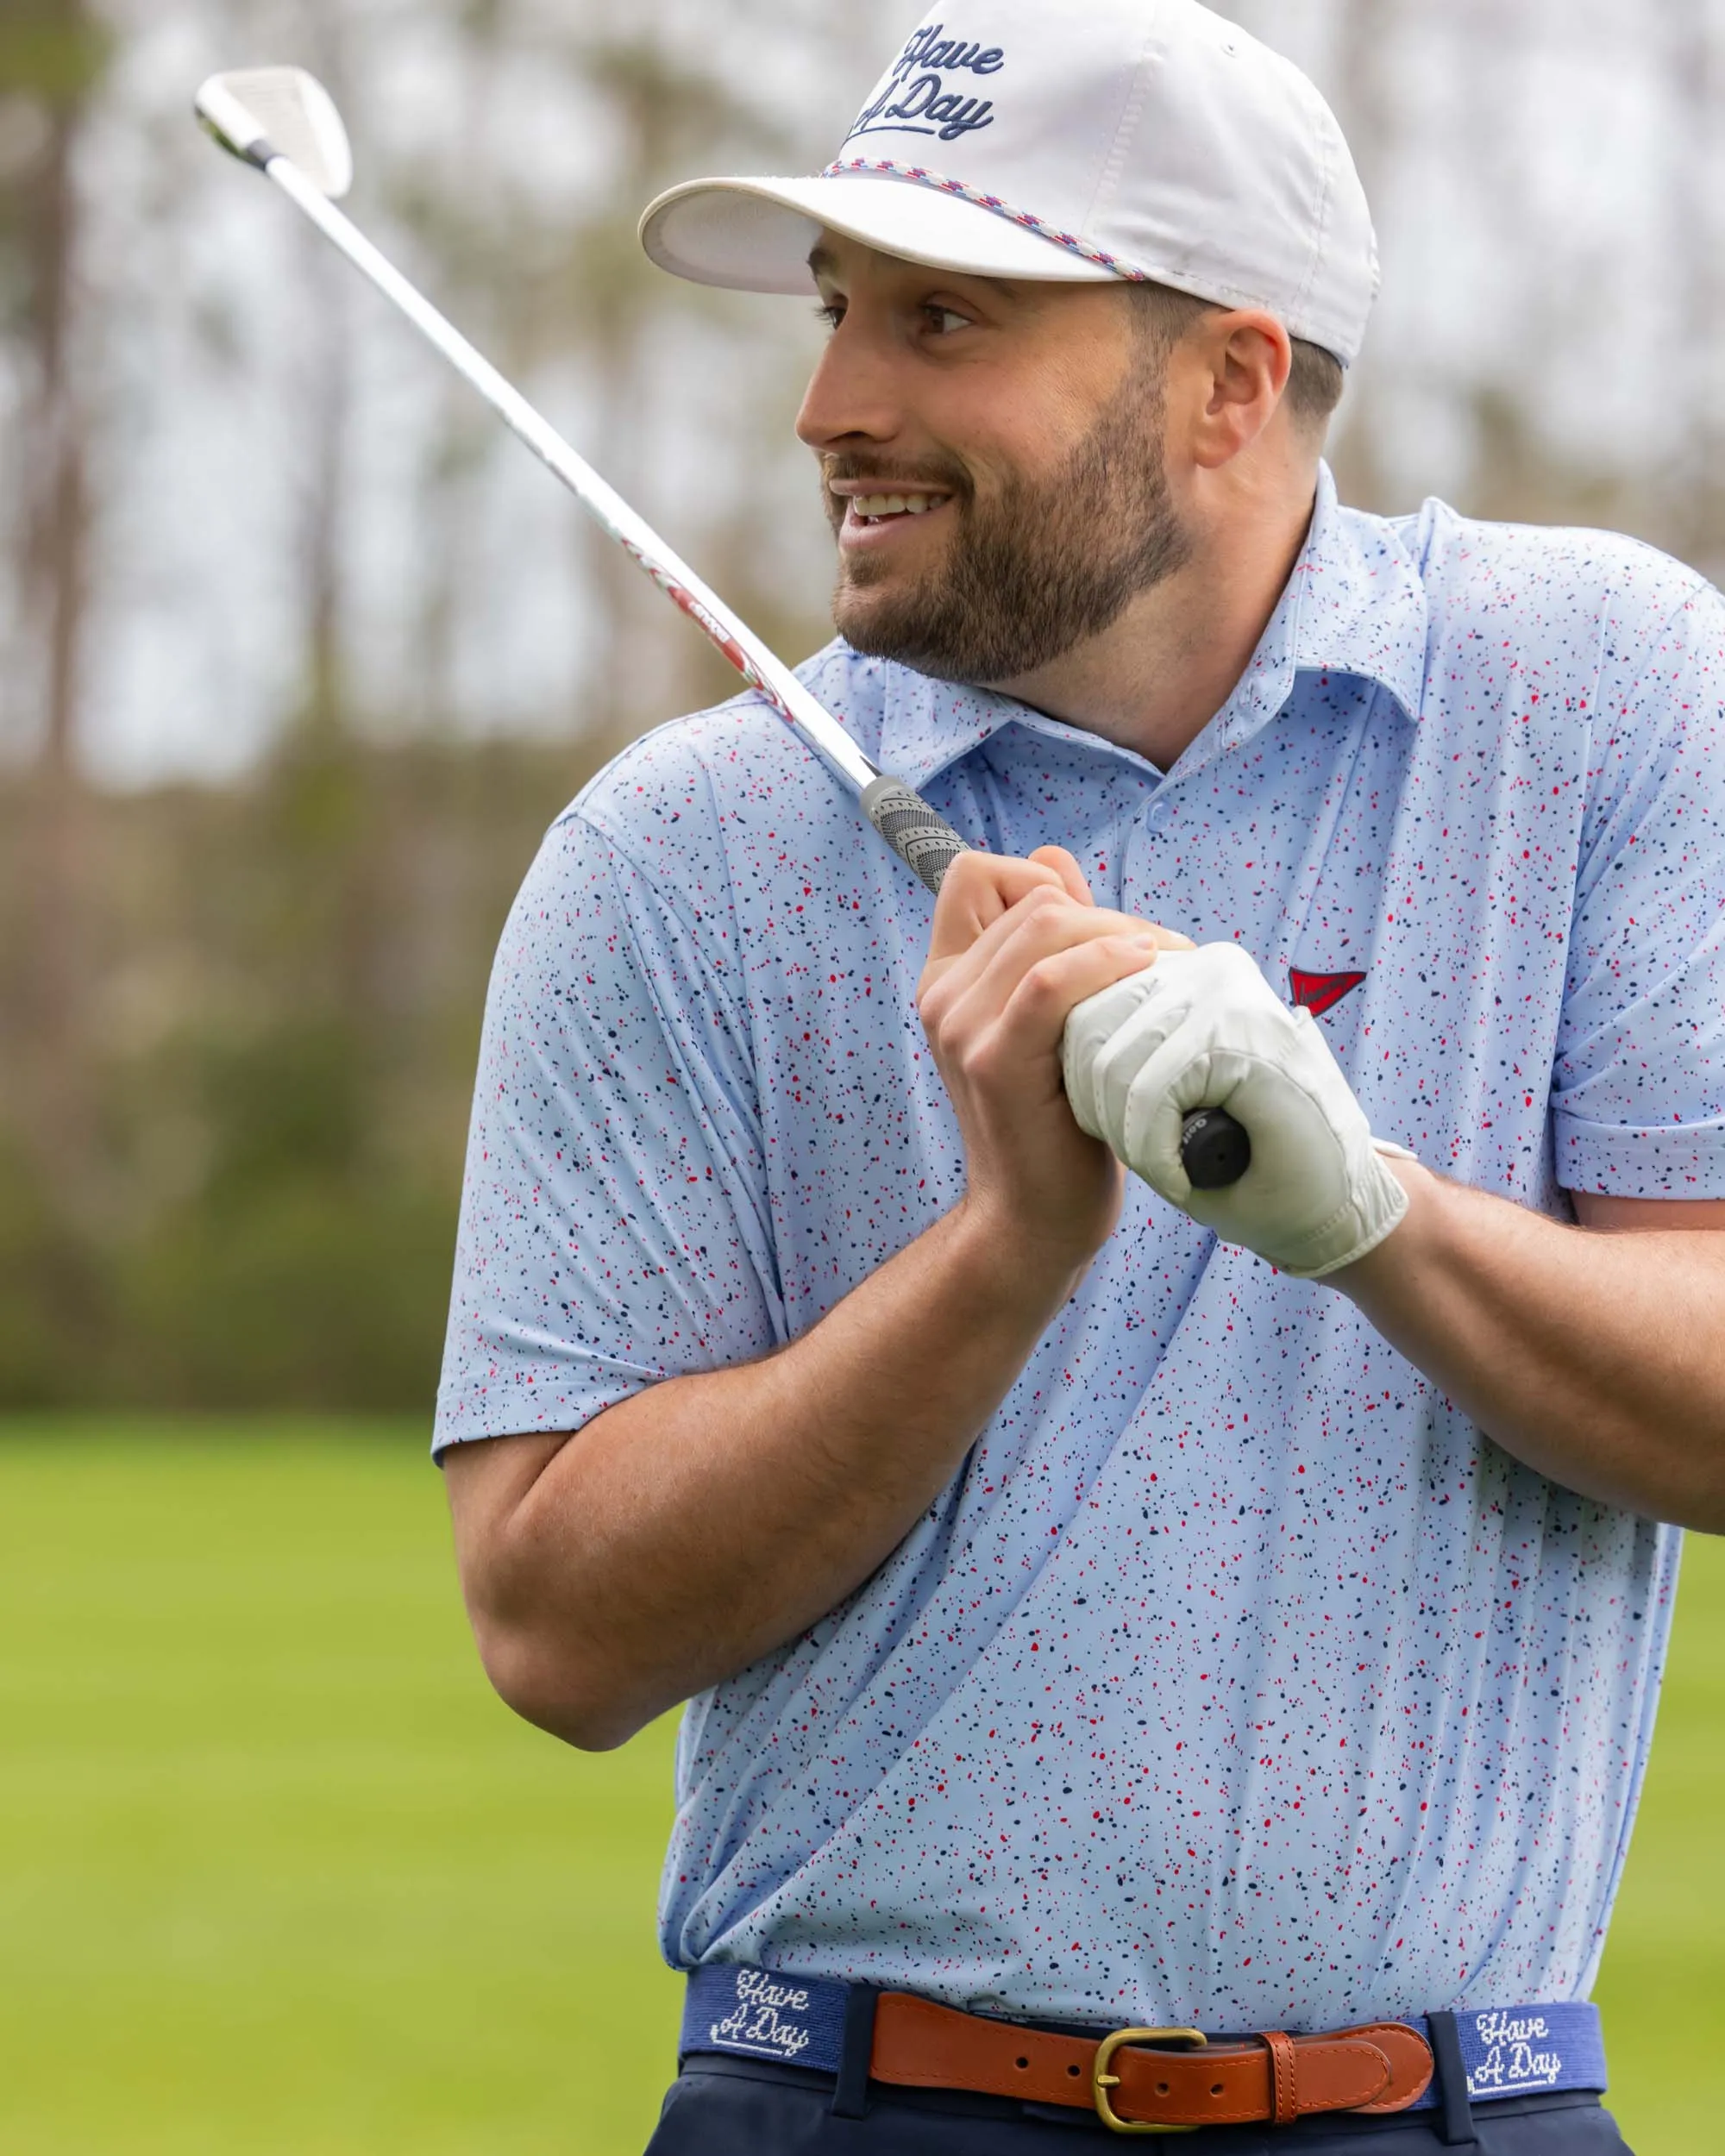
top-left (195, 67), bottom-right (353, 198)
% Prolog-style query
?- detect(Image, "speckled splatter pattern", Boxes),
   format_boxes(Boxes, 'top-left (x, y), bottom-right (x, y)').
top-left (436, 464), bottom-right (1720, 2030)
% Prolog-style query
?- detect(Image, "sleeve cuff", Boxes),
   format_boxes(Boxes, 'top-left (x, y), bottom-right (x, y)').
top-left (433, 1352), bottom-right (660, 1456)
top-left (1552, 1112), bottom-right (1725, 1198)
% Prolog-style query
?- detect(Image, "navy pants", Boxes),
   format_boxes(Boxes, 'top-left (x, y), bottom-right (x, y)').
top-left (645, 2056), bottom-right (1634, 2154)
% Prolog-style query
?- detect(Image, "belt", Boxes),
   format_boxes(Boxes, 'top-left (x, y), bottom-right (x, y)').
top-left (682, 1965), bottom-right (1606, 2134)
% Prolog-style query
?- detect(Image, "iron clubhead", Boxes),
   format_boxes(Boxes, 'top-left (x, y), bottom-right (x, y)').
top-left (195, 67), bottom-right (354, 198)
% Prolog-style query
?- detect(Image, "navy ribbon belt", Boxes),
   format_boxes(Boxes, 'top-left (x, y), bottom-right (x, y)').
top-left (681, 1963), bottom-right (1605, 2110)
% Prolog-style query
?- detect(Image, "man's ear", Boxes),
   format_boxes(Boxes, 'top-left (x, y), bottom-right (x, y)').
top-left (1183, 309), bottom-right (1294, 471)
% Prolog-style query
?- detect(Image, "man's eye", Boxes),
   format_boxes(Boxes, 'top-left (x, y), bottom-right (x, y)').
top-left (925, 305), bottom-right (971, 335)
top-left (814, 301), bottom-right (844, 329)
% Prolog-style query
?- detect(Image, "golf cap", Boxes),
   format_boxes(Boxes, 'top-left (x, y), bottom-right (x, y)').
top-left (639, 0), bottom-right (1377, 366)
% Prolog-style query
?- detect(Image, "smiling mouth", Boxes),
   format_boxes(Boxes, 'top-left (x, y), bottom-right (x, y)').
top-left (841, 490), bottom-right (953, 525)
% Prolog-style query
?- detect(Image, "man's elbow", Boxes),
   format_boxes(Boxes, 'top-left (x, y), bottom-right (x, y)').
top-left (444, 1427), bottom-right (661, 1749)
top-left (470, 1615), bottom-right (658, 1752)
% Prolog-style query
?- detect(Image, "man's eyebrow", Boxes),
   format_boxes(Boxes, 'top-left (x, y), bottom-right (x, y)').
top-left (806, 243), bottom-right (1020, 309)
top-left (971, 271), bottom-right (1021, 305)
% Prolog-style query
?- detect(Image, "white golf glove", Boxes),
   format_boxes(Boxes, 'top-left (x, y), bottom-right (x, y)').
top-left (1061, 943), bottom-right (1414, 1278)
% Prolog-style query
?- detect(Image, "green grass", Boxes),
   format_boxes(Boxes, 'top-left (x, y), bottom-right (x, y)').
top-left (0, 1421), bottom-right (1717, 2153)
top-left (0, 1421), bottom-right (680, 2155)
top-left (1594, 1520), bottom-right (1725, 2154)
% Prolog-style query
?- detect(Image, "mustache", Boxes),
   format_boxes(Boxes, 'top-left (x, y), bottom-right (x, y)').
top-left (821, 454), bottom-right (973, 498)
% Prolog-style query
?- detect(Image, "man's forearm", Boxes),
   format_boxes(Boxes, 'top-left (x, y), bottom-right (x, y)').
top-left (447, 1199), bottom-right (1086, 1749)
top-left (1338, 1164), bottom-right (1725, 1529)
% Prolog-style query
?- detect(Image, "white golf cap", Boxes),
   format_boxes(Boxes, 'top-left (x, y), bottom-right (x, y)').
top-left (640, 0), bottom-right (1377, 366)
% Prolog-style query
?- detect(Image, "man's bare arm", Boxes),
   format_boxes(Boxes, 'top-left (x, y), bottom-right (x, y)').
top-left (1337, 1171), bottom-right (1725, 1530)
top-left (444, 848), bottom-right (1183, 1750)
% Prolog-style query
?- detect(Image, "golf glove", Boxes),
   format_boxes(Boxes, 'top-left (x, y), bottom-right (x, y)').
top-left (1061, 943), bottom-right (1414, 1277)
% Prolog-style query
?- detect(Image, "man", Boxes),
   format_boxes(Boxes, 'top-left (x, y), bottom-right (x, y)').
top-left (436, 3), bottom-right (1725, 2148)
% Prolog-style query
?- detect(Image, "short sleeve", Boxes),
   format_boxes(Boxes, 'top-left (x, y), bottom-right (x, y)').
top-left (1552, 581), bottom-right (1725, 1194)
top-left (434, 810), bottom-right (782, 1451)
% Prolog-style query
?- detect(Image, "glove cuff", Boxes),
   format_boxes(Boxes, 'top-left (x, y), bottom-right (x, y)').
top-left (1273, 1144), bottom-right (1414, 1279)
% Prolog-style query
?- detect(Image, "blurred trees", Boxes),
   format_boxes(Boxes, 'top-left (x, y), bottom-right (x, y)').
top-left (3, 0), bottom-right (1725, 1411)
top-left (2, 3), bottom-right (110, 1216)
top-left (0, 728), bottom-right (618, 1407)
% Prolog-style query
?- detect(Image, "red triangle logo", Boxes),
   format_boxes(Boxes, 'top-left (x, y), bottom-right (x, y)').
top-left (1289, 966), bottom-right (1366, 1018)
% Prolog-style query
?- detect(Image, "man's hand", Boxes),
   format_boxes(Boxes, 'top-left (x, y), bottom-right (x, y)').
top-left (919, 845), bottom-right (1189, 1280)
top-left (1061, 941), bottom-right (1410, 1276)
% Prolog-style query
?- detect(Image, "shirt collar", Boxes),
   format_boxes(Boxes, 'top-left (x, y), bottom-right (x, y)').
top-left (873, 462), bottom-right (1429, 792)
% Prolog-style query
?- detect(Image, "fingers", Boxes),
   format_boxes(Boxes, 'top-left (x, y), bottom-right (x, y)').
top-left (923, 905), bottom-right (1169, 1079)
top-left (925, 849), bottom-right (1070, 963)
top-left (989, 933), bottom-right (1169, 1071)
top-left (1027, 845), bottom-right (1094, 905)
top-left (925, 928), bottom-right (1166, 1109)
top-left (955, 898), bottom-right (1164, 1032)
top-left (924, 876), bottom-right (1187, 1017)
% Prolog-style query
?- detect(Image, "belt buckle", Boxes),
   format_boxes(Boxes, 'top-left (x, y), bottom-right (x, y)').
top-left (1092, 2027), bottom-right (1208, 2134)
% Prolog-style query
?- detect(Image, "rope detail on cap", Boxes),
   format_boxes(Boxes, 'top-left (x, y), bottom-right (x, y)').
top-left (820, 156), bottom-right (1147, 280)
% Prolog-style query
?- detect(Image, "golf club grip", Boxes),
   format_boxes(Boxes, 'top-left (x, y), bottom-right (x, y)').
top-left (862, 776), bottom-right (969, 894)
top-left (859, 776), bottom-right (1250, 1190)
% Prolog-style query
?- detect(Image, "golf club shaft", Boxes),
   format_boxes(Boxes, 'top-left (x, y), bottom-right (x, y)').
top-left (258, 154), bottom-right (1246, 1192)
top-left (264, 161), bottom-right (880, 799)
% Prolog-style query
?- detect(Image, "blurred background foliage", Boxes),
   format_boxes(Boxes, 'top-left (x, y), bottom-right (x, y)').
top-left (3, 0), bottom-right (1725, 1412)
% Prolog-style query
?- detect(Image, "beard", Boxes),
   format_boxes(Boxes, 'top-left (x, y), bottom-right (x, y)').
top-left (823, 358), bottom-right (1191, 686)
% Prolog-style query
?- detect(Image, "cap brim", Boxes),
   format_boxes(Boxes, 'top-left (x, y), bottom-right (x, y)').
top-left (639, 170), bottom-right (1120, 294)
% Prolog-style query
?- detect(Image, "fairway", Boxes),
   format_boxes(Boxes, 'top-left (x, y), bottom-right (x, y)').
top-left (1, 1424), bottom-right (1718, 2154)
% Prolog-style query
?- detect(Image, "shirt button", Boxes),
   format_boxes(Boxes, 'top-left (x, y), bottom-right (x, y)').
top-left (1145, 797), bottom-right (1174, 831)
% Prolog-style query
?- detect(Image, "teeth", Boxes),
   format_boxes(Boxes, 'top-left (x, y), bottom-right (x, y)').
top-left (850, 492), bottom-right (946, 518)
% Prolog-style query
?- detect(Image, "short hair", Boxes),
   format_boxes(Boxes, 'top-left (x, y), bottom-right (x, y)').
top-left (1125, 279), bottom-right (1346, 439)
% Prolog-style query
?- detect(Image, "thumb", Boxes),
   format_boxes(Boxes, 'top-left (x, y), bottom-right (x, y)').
top-left (926, 848), bottom-right (1070, 962)
top-left (1028, 845), bottom-right (1095, 906)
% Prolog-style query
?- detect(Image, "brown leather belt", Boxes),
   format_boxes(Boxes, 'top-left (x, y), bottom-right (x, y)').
top-left (869, 1992), bottom-right (1434, 2133)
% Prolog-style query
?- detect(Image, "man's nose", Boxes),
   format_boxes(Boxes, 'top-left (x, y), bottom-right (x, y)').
top-left (794, 323), bottom-right (904, 452)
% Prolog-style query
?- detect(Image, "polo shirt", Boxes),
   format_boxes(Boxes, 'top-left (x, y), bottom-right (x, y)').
top-left (435, 462), bottom-right (1725, 2032)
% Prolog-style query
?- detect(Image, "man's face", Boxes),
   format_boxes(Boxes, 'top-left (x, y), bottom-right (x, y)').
top-left (796, 235), bottom-right (1190, 686)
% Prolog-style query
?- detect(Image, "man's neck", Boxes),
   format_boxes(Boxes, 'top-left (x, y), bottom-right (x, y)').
top-left (991, 475), bottom-right (1319, 774)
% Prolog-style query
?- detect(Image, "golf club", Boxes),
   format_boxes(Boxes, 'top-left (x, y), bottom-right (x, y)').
top-left (192, 65), bottom-right (1249, 1194)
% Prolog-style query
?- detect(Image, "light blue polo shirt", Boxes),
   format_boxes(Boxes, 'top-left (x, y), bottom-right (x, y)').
top-left (436, 463), bottom-right (1725, 2032)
